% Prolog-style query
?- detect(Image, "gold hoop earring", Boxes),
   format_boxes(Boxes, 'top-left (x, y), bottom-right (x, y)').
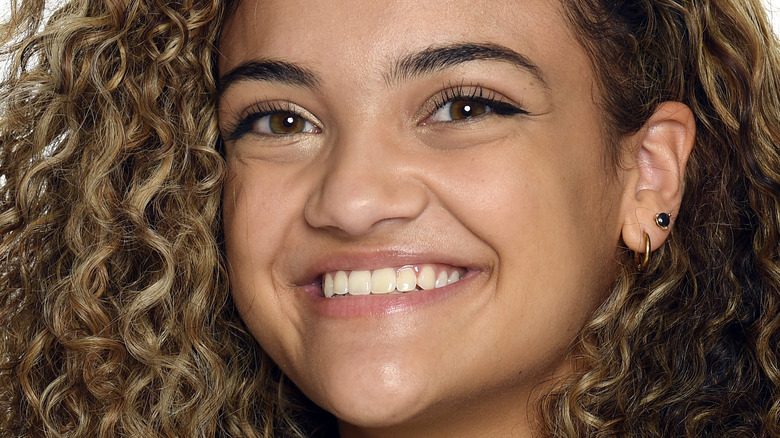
top-left (635, 231), bottom-right (651, 270)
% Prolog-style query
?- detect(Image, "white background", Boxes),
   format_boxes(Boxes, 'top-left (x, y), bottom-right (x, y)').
top-left (769, 0), bottom-right (780, 30)
top-left (1, 1), bottom-right (780, 29)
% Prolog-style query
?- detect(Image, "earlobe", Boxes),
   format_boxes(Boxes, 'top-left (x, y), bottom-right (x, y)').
top-left (620, 101), bottom-right (696, 256)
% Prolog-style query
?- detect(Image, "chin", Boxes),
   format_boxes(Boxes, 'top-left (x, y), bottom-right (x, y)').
top-left (299, 359), bottom-right (432, 429)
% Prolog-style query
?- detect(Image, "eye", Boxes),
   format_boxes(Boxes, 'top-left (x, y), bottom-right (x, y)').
top-left (252, 112), bottom-right (319, 135)
top-left (420, 85), bottom-right (528, 126)
top-left (223, 101), bottom-right (321, 141)
top-left (429, 99), bottom-right (490, 122)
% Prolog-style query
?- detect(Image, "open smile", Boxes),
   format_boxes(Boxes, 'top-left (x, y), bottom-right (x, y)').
top-left (322, 264), bottom-right (467, 297)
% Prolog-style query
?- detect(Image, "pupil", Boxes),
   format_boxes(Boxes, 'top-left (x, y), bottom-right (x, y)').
top-left (450, 100), bottom-right (486, 120)
top-left (283, 116), bottom-right (295, 127)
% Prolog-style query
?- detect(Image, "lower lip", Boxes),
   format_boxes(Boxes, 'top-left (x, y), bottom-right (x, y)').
top-left (298, 270), bottom-right (479, 318)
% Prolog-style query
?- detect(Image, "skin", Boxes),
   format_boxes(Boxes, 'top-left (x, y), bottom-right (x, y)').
top-left (217, 0), bottom-right (694, 436)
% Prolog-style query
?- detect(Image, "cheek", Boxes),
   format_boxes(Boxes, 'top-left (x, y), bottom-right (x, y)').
top-left (426, 140), bottom-right (582, 249)
top-left (222, 169), bottom-right (265, 320)
top-left (429, 128), bottom-right (622, 324)
top-left (222, 159), bottom-right (303, 265)
top-left (221, 162), bottom-right (292, 326)
top-left (222, 167), bottom-right (273, 278)
top-left (222, 163), bottom-right (309, 370)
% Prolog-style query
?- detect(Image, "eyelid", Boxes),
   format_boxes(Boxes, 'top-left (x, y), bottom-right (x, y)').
top-left (223, 100), bottom-right (321, 141)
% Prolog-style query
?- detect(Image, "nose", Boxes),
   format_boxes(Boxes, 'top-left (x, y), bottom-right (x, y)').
top-left (304, 131), bottom-right (428, 236)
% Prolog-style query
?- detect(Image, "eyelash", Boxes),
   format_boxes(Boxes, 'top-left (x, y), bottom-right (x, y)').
top-left (223, 84), bottom-right (528, 141)
top-left (223, 101), bottom-right (318, 141)
top-left (425, 84), bottom-right (528, 122)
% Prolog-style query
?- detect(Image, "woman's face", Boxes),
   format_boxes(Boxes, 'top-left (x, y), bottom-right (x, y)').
top-left (218, 0), bottom-right (625, 434)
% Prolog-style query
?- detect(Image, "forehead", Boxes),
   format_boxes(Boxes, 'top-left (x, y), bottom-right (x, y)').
top-left (217, 0), bottom-right (588, 87)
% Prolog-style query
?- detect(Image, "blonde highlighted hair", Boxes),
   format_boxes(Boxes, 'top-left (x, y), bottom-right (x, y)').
top-left (1, 0), bottom-right (328, 436)
top-left (1, 0), bottom-right (779, 436)
top-left (541, 0), bottom-right (780, 436)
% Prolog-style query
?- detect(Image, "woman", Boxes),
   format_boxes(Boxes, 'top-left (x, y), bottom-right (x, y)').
top-left (2, 0), bottom-right (779, 436)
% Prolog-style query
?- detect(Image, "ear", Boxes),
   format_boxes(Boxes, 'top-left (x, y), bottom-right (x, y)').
top-left (620, 101), bottom-right (695, 254)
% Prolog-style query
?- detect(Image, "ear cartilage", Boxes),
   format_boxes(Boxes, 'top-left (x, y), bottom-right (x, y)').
top-left (655, 212), bottom-right (671, 230)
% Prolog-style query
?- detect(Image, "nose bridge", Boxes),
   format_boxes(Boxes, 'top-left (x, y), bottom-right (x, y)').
top-left (304, 127), bottom-right (428, 236)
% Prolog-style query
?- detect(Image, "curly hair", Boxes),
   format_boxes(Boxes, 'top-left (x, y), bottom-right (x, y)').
top-left (0, 0), bottom-right (330, 436)
top-left (0, 0), bottom-right (778, 437)
top-left (540, 0), bottom-right (780, 436)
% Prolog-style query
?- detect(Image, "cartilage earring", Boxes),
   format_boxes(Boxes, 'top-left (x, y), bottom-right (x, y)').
top-left (655, 212), bottom-right (671, 230)
top-left (635, 232), bottom-right (651, 270)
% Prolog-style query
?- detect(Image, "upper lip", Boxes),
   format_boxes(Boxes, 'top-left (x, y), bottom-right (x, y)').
top-left (291, 246), bottom-right (484, 286)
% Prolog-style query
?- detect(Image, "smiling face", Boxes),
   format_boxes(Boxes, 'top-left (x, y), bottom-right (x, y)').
top-left (218, 0), bottom-right (627, 435)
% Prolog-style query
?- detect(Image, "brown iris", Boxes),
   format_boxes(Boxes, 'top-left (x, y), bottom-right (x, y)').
top-left (449, 100), bottom-right (488, 120)
top-left (267, 112), bottom-right (307, 134)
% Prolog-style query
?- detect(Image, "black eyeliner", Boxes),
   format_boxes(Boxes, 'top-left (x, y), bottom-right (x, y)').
top-left (429, 83), bottom-right (529, 120)
top-left (471, 97), bottom-right (528, 116)
top-left (224, 115), bottom-right (260, 141)
top-left (223, 101), bottom-right (288, 141)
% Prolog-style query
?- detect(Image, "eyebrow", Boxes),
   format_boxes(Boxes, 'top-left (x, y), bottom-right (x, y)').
top-left (218, 60), bottom-right (321, 95)
top-left (218, 42), bottom-right (547, 96)
top-left (388, 43), bottom-right (548, 88)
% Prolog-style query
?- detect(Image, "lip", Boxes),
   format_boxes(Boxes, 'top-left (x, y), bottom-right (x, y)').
top-left (291, 247), bottom-right (485, 318)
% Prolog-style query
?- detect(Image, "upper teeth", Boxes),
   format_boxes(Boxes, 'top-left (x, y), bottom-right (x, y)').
top-left (322, 265), bottom-right (464, 297)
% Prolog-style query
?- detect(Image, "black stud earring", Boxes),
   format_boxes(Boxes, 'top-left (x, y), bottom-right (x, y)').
top-left (655, 212), bottom-right (671, 230)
